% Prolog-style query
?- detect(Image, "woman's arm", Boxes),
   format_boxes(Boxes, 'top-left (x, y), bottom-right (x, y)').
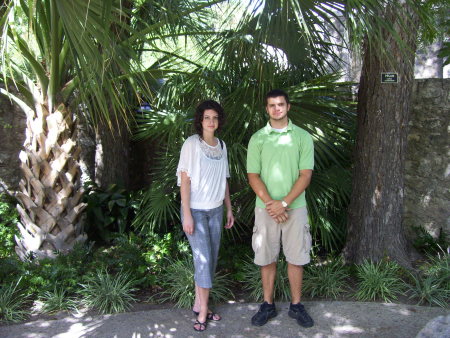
top-left (224, 180), bottom-right (234, 229)
top-left (180, 171), bottom-right (194, 235)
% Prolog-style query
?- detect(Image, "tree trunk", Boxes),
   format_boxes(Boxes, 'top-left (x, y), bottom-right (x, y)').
top-left (94, 118), bottom-right (130, 190)
top-left (344, 2), bottom-right (419, 266)
top-left (15, 103), bottom-right (87, 260)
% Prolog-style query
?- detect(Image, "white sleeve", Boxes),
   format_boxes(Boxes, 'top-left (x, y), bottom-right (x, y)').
top-left (223, 141), bottom-right (230, 178)
top-left (176, 136), bottom-right (202, 193)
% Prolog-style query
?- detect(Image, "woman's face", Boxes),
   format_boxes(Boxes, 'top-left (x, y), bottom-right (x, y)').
top-left (201, 109), bottom-right (219, 133)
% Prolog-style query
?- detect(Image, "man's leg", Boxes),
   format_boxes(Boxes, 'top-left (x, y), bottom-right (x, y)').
top-left (261, 262), bottom-right (277, 303)
top-left (282, 207), bottom-right (314, 328)
top-left (252, 262), bottom-right (278, 326)
top-left (287, 263), bottom-right (303, 304)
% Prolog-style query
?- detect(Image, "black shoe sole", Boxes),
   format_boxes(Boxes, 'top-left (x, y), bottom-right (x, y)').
top-left (251, 310), bottom-right (277, 327)
top-left (288, 310), bottom-right (314, 328)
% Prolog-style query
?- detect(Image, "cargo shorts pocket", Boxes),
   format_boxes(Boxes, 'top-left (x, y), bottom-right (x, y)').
top-left (251, 226), bottom-right (259, 252)
top-left (302, 223), bottom-right (312, 253)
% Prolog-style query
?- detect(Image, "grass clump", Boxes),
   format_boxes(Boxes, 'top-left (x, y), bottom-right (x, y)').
top-left (303, 257), bottom-right (350, 299)
top-left (79, 269), bottom-right (137, 314)
top-left (240, 255), bottom-right (290, 302)
top-left (0, 279), bottom-right (29, 323)
top-left (158, 254), bottom-right (234, 308)
top-left (407, 250), bottom-right (450, 307)
top-left (39, 286), bottom-right (77, 314)
top-left (355, 259), bottom-right (405, 302)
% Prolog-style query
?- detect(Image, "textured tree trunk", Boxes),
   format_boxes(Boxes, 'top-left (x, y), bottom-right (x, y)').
top-left (15, 103), bottom-right (87, 260)
top-left (344, 2), bottom-right (419, 266)
top-left (94, 118), bottom-right (130, 190)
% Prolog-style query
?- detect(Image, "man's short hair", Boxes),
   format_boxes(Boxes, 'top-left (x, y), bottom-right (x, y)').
top-left (265, 89), bottom-right (289, 105)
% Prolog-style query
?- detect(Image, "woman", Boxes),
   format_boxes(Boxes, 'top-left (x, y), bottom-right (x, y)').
top-left (176, 100), bottom-right (234, 332)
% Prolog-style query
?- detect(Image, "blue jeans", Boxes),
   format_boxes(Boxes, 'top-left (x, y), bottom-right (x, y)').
top-left (183, 205), bottom-right (223, 288)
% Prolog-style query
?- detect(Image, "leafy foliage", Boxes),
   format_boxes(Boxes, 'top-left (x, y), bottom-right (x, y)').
top-left (83, 183), bottom-right (139, 243)
top-left (303, 257), bottom-right (350, 299)
top-left (412, 226), bottom-right (449, 257)
top-left (355, 259), bottom-right (406, 302)
top-left (18, 242), bottom-right (94, 295)
top-left (0, 194), bottom-right (19, 258)
top-left (78, 269), bottom-right (137, 314)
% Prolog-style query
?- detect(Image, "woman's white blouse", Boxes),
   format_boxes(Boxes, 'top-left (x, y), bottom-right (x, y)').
top-left (176, 135), bottom-right (230, 210)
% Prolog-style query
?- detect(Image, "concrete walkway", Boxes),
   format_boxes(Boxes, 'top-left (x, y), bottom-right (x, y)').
top-left (1, 301), bottom-right (448, 337)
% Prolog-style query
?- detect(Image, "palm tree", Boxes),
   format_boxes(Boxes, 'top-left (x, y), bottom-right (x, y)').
top-left (0, 0), bottom-right (223, 260)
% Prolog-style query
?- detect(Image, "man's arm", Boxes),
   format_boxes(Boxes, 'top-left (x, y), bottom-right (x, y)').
top-left (248, 173), bottom-right (288, 223)
top-left (266, 169), bottom-right (312, 217)
top-left (247, 173), bottom-right (272, 204)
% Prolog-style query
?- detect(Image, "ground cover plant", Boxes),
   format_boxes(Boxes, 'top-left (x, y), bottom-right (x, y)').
top-left (303, 257), bottom-right (350, 299)
top-left (78, 269), bottom-right (138, 315)
top-left (354, 259), bottom-right (406, 302)
top-left (407, 250), bottom-right (450, 307)
top-left (157, 254), bottom-right (234, 308)
top-left (0, 278), bottom-right (29, 323)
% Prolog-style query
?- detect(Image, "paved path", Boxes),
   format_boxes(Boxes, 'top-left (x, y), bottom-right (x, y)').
top-left (1, 301), bottom-right (449, 337)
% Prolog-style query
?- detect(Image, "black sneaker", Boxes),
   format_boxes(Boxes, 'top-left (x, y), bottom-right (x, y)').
top-left (251, 301), bottom-right (277, 326)
top-left (288, 303), bottom-right (314, 327)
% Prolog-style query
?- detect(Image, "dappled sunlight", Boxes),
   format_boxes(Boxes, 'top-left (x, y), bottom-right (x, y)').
top-left (1, 302), bottom-right (448, 337)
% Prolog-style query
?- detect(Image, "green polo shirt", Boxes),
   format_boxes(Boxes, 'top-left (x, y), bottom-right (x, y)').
top-left (247, 120), bottom-right (314, 209)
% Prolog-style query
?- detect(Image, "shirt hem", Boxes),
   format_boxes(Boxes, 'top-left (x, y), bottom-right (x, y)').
top-left (190, 200), bottom-right (223, 210)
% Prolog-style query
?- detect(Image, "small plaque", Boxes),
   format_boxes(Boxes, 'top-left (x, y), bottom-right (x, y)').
top-left (381, 72), bottom-right (398, 83)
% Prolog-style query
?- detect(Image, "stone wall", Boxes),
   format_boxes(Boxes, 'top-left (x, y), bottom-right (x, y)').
top-left (404, 79), bottom-right (449, 238)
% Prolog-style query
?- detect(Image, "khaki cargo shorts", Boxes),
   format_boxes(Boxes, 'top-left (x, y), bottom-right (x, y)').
top-left (252, 206), bottom-right (311, 266)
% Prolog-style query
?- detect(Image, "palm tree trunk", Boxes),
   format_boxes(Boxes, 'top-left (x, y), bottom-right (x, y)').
top-left (15, 102), bottom-right (87, 260)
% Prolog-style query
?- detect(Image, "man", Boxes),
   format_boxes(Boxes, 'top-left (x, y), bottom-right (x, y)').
top-left (247, 89), bottom-right (314, 328)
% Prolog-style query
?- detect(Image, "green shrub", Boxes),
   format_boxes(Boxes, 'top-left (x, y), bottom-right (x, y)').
top-left (355, 259), bottom-right (406, 302)
top-left (78, 268), bottom-right (137, 314)
top-left (0, 194), bottom-right (19, 258)
top-left (158, 255), bottom-right (234, 308)
top-left (0, 257), bottom-right (24, 285)
top-left (0, 278), bottom-right (29, 323)
top-left (20, 242), bottom-right (93, 294)
top-left (303, 257), bottom-right (350, 299)
top-left (412, 226), bottom-right (449, 256)
top-left (39, 286), bottom-right (77, 314)
top-left (83, 183), bottom-right (138, 243)
top-left (240, 255), bottom-right (290, 302)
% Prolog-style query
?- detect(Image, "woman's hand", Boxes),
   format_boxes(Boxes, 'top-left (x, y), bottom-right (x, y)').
top-left (224, 209), bottom-right (234, 229)
top-left (183, 213), bottom-right (195, 235)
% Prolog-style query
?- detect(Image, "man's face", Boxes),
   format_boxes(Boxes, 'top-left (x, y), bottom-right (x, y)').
top-left (266, 96), bottom-right (290, 121)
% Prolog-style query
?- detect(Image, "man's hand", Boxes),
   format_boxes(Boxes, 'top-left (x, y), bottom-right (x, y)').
top-left (266, 200), bottom-right (286, 217)
top-left (274, 212), bottom-right (288, 223)
top-left (266, 200), bottom-right (289, 223)
top-left (182, 214), bottom-right (195, 235)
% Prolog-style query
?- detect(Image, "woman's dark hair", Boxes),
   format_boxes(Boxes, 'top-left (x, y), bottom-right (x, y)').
top-left (194, 100), bottom-right (225, 136)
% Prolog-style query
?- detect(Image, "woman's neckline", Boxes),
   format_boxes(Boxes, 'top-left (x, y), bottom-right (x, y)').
top-left (199, 135), bottom-right (218, 148)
